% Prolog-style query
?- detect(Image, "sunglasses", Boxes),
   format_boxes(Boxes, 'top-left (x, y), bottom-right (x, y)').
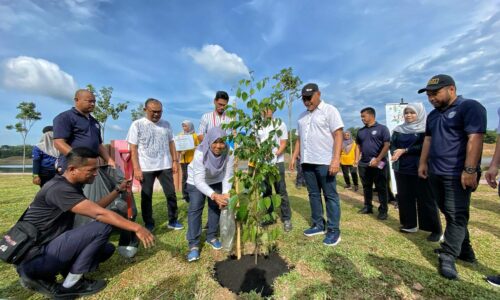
top-left (302, 95), bottom-right (312, 102)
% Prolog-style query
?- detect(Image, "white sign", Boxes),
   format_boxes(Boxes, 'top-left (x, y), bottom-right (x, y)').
top-left (385, 103), bottom-right (408, 195)
top-left (174, 135), bottom-right (195, 151)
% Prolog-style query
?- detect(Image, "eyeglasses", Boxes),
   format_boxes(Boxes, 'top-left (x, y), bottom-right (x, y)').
top-left (302, 95), bottom-right (312, 102)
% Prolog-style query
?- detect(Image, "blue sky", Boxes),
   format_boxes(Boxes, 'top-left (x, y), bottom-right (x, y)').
top-left (1, 0), bottom-right (499, 145)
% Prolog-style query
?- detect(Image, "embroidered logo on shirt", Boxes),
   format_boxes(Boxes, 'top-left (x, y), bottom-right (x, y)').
top-left (95, 123), bottom-right (100, 129)
top-left (447, 111), bottom-right (457, 119)
top-left (371, 130), bottom-right (377, 135)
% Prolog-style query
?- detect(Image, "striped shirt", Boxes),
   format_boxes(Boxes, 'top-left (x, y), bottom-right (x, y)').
top-left (198, 111), bottom-right (232, 136)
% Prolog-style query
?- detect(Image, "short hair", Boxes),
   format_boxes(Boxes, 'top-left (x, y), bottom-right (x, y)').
top-left (145, 98), bottom-right (162, 108)
top-left (74, 89), bottom-right (93, 100)
top-left (360, 107), bottom-right (376, 116)
top-left (66, 147), bottom-right (99, 167)
top-left (215, 91), bottom-right (229, 101)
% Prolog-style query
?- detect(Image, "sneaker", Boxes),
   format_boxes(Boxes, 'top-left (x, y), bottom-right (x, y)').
top-left (18, 269), bottom-right (57, 297)
top-left (145, 223), bottom-right (155, 232)
top-left (457, 249), bottom-right (477, 263)
top-left (438, 253), bottom-right (458, 280)
top-left (358, 206), bottom-right (373, 214)
top-left (187, 248), bottom-right (200, 262)
top-left (56, 278), bottom-right (107, 298)
top-left (486, 275), bottom-right (500, 287)
top-left (427, 232), bottom-right (442, 242)
top-left (167, 220), bottom-right (184, 230)
top-left (377, 212), bottom-right (388, 220)
top-left (206, 239), bottom-right (222, 250)
top-left (323, 231), bottom-right (341, 246)
top-left (400, 227), bottom-right (418, 233)
top-left (303, 226), bottom-right (325, 237)
top-left (283, 220), bottom-right (293, 232)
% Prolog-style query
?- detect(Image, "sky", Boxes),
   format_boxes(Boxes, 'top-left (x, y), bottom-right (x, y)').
top-left (1, 0), bottom-right (499, 146)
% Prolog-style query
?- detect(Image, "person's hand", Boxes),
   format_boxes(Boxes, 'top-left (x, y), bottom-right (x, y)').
top-left (485, 166), bottom-right (499, 189)
top-left (135, 226), bottom-right (155, 248)
top-left (461, 171), bottom-right (478, 190)
top-left (211, 193), bottom-right (228, 209)
top-left (134, 168), bottom-right (143, 182)
top-left (353, 161), bottom-right (358, 168)
top-left (289, 159), bottom-right (296, 171)
top-left (107, 157), bottom-right (116, 168)
top-left (118, 180), bottom-right (132, 192)
top-left (369, 158), bottom-right (380, 168)
top-left (418, 163), bottom-right (428, 179)
top-left (391, 149), bottom-right (406, 162)
top-left (329, 159), bottom-right (340, 176)
top-left (172, 161), bottom-right (179, 174)
top-left (32, 176), bottom-right (41, 186)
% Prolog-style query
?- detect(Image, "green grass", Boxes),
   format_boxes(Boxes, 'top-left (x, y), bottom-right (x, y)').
top-left (1, 174), bottom-right (499, 299)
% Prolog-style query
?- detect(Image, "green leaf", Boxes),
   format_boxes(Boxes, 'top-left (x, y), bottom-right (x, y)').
top-left (263, 196), bottom-right (272, 209)
top-left (228, 195), bottom-right (238, 211)
top-left (271, 194), bottom-right (281, 209)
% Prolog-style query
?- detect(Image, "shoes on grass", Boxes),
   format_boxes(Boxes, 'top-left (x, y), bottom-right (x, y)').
top-left (303, 226), bottom-right (325, 237)
top-left (323, 231), bottom-right (341, 246)
top-left (283, 220), bottom-right (293, 232)
top-left (167, 220), bottom-right (184, 230)
top-left (400, 227), bottom-right (418, 233)
top-left (358, 206), bottom-right (373, 214)
top-left (187, 248), bottom-right (200, 262)
top-left (206, 239), bottom-right (222, 250)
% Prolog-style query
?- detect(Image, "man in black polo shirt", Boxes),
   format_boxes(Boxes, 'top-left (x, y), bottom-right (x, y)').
top-left (16, 148), bottom-right (155, 298)
top-left (53, 89), bottom-right (115, 171)
top-left (418, 74), bottom-right (486, 280)
top-left (355, 107), bottom-right (391, 220)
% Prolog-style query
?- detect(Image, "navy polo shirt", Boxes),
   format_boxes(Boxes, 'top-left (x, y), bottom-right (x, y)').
top-left (53, 107), bottom-right (102, 156)
top-left (356, 122), bottom-right (390, 165)
top-left (425, 96), bottom-right (486, 176)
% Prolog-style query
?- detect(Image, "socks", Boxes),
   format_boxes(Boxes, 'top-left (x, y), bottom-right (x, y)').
top-left (62, 273), bottom-right (83, 288)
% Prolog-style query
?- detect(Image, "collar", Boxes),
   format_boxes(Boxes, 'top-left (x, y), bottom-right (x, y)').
top-left (438, 95), bottom-right (462, 113)
top-left (365, 121), bottom-right (378, 128)
top-left (71, 107), bottom-right (91, 119)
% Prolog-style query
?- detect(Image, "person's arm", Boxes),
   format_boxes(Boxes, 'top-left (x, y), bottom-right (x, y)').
top-left (192, 151), bottom-right (216, 197)
top-left (169, 140), bottom-right (179, 174)
top-left (330, 128), bottom-right (343, 175)
top-left (54, 139), bottom-right (72, 156)
top-left (95, 180), bottom-right (130, 208)
top-left (354, 144), bottom-right (360, 167)
top-left (418, 136), bottom-right (431, 179)
top-left (391, 132), bottom-right (406, 162)
top-left (197, 116), bottom-right (207, 142)
top-left (32, 147), bottom-right (42, 185)
top-left (289, 139), bottom-right (300, 171)
top-left (461, 133), bottom-right (484, 189)
top-left (221, 155), bottom-right (235, 199)
top-left (98, 144), bottom-right (115, 167)
top-left (129, 143), bottom-right (143, 182)
top-left (370, 142), bottom-right (390, 167)
top-left (485, 134), bottom-right (500, 188)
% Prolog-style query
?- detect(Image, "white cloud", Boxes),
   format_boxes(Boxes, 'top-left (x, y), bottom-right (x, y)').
top-left (109, 124), bottom-right (124, 131)
top-left (185, 44), bottom-right (250, 81)
top-left (2, 56), bottom-right (78, 101)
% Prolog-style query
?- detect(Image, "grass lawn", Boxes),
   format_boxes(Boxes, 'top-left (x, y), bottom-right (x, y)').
top-left (0, 174), bottom-right (499, 299)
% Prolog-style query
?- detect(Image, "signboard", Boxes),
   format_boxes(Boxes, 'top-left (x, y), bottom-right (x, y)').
top-left (174, 134), bottom-right (195, 151)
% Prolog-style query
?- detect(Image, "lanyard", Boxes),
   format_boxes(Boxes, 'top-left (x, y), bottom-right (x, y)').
top-left (212, 112), bottom-right (226, 127)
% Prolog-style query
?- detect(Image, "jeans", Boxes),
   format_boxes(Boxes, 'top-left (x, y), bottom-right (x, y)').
top-left (186, 183), bottom-right (222, 248)
top-left (19, 221), bottom-right (114, 280)
top-left (181, 163), bottom-right (190, 202)
top-left (295, 157), bottom-right (306, 186)
top-left (340, 164), bottom-right (358, 186)
top-left (141, 169), bottom-right (178, 226)
top-left (302, 163), bottom-right (341, 232)
top-left (263, 162), bottom-right (292, 221)
top-left (428, 174), bottom-right (473, 257)
top-left (358, 165), bottom-right (388, 213)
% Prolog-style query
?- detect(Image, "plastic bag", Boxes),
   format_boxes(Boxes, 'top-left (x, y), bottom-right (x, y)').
top-left (219, 207), bottom-right (236, 251)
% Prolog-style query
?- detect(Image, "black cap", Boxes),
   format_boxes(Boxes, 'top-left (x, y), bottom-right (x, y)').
top-left (301, 83), bottom-right (319, 96)
top-left (417, 74), bottom-right (455, 94)
top-left (42, 126), bottom-right (53, 133)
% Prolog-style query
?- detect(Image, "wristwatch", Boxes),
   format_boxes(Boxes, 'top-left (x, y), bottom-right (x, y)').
top-left (463, 166), bottom-right (477, 174)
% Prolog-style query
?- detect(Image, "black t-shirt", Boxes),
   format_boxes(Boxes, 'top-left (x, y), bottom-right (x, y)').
top-left (22, 174), bottom-right (86, 243)
top-left (356, 122), bottom-right (391, 165)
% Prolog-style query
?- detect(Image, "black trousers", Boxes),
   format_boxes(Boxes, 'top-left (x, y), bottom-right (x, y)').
top-left (181, 163), bottom-right (190, 202)
top-left (295, 157), bottom-right (306, 186)
top-left (263, 162), bottom-right (292, 221)
top-left (141, 169), bottom-right (178, 226)
top-left (358, 165), bottom-right (388, 213)
top-left (340, 164), bottom-right (358, 186)
top-left (428, 173), bottom-right (474, 257)
top-left (395, 172), bottom-right (441, 233)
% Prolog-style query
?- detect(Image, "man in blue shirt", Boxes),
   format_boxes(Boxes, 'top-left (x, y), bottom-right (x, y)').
top-left (355, 107), bottom-right (391, 220)
top-left (53, 89), bottom-right (115, 171)
top-left (418, 74), bottom-right (486, 280)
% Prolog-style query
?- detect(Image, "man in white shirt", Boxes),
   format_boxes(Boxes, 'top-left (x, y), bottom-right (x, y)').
top-left (198, 91), bottom-right (231, 142)
top-left (290, 83), bottom-right (344, 246)
top-left (258, 108), bottom-right (292, 232)
top-left (126, 98), bottom-right (182, 232)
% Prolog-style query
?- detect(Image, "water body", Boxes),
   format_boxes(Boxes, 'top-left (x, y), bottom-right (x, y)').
top-left (0, 165), bottom-right (32, 173)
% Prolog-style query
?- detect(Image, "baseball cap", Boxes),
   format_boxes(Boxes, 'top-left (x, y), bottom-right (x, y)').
top-left (301, 83), bottom-right (319, 96)
top-left (417, 74), bottom-right (455, 94)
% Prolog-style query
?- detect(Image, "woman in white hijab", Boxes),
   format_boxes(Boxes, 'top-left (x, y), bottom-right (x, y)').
top-left (178, 120), bottom-right (200, 202)
top-left (32, 126), bottom-right (60, 187)
top-left (390, 103), bottom-right (442, 241)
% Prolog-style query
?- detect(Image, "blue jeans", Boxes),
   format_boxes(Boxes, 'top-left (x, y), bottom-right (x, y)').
top-left (302, 163), bottom-right (341, 232)
top-left (186, 183), bottom-right (222, 248)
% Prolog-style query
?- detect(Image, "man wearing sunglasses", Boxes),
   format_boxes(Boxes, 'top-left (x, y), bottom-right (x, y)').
top-left (418, 74), bottom-right (486, 280)
top-left (290, 83), bottom-right (344, 246)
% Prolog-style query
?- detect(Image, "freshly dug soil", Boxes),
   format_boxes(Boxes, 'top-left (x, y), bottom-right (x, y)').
top-left (214, 252), bottom-right (290, 296)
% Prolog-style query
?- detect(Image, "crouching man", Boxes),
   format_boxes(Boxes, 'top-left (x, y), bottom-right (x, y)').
top-left (15, 147), bottom-right (155, 298)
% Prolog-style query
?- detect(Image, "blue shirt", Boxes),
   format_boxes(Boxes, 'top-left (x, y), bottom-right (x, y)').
top-left (390, 132), bottom-right (424, 175)
top-left (425, 96), bottom-right (486, 176)
top-left (356, 122), bottom-right (390, 165)
top-left (32, 146), bottom-right (57, 175)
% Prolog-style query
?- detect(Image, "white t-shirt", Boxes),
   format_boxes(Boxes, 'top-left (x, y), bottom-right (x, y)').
top-left (257, 120), bottom-right (288, 164)
top-left (297, 100), bottom-right (344, 165)
top-left (126, 118), bottom-right (174, 172)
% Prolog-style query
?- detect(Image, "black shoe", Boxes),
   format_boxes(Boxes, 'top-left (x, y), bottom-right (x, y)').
top-left (145, 223), bottom-right (155, 232)
top-left (56, 278), bottom-right (107, 298)
top-left (358, 207), bottom-right (373, 214)
top-left (377, 212), bottom-right (388, 220)
top-left (260, 219), bottom-right (276, 227)
top-left (18, 269), bottom-right (58, 297)
top-left (353, 186), bottom-right (359, 192)
top-left (427, 232), bottom-right (442, 242)
top-left (283, 220), bottom-right (293, 232)
top-left (345, 184), bottom-right (351, 189)
top-left (457, 249), bottom-right (477, 263)
top-left (438, 253), bottom-right (458, 280)
top-left (486, 275), bottom-right (500, 287)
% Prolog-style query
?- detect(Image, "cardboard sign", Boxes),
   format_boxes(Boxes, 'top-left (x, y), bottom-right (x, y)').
top-left (174, 135), bottom-right (195, 151)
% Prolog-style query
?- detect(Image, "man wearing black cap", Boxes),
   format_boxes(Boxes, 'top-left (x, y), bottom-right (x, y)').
top-left (417, 74), bottom-right (486, 280)
top-left (290, 83), bottom-right (344, 246)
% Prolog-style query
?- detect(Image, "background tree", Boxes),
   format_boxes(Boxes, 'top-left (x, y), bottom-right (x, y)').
top-left (87, 84), bottom-right (129, 141)
top-left (131, 103), bottom-right (145, 121)
top-left (272, 68), bottom-right (302, 160)
top-left (6, 102), bottom-right (41, 172)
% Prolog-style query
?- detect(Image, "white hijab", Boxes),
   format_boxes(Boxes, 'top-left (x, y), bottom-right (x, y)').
top-left (37, 131), bottom-right (60, 158)
top-left (393, 103), bottom-right (426, 134)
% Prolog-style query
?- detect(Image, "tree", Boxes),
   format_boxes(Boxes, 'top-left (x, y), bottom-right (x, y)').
top-left (87, 84), bottom-right (129, 141)
top-left (224, 74), bottom-right (286, 263)
top-left (6, 102), bottom-right (42, 172)
top-left (131, 103), bottom-right (145, 121)
top-left (484, 129), bottom-right (497, 144)
top-left (272, 68), bottom-right (302, 160)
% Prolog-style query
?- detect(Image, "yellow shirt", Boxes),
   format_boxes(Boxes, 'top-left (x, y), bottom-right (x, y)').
top-left (340, 142), bottom-right (357, 166)
top-left (179, 133), bottom-right (199, 164)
